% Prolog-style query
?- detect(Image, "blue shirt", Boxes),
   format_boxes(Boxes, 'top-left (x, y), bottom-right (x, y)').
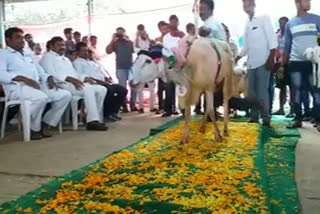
top-left (284, 13), bottom-right (320, 61)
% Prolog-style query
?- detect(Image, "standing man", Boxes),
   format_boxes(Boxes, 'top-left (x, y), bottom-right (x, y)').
top-left (273, 17), bottom-right (293, 116)
top-left (106, 27), bottom-right (136, 112)
top-left (162, 15), bottom-right (185, 117)
top-left (284, 0), bottom-right (320, 128)
top-left (63, 28), bottom-right (76, 60)
top-left (199, 0), bottom-right (226, 41)
top-left (74, 31), bottom-right (82, 44)
top-left (235, 0), bottom-right (278, 127)
top-left (154, 21), bottom-right (169, 114)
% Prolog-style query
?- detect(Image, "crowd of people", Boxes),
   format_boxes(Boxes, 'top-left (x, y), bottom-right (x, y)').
top-left (0, 0), bottom-right (320, 141)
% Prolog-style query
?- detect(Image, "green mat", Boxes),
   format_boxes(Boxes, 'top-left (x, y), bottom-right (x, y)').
top-left (0, 117), bottom-right (300, 214)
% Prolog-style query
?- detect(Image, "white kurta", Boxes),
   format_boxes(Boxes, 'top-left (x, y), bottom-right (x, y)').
top-left (40, 52), bottom-right (107, 123)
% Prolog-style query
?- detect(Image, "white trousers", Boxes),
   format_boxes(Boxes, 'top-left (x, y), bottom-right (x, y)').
top-left (61, 83), bottom-right (107, 123)
top-left (42, 86), bottom-right (72, 127)
top-left (8, 85), bottom-right (47, 132)
top-left (138, 82), bottom-right (155, 110)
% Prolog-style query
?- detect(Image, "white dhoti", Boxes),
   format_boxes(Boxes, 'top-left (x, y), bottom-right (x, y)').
top-left (41, 85), bottom-right (72, 127)
top-left (61, 83), bottom-right (107, 123)
top-left (6, 84), bottom-right (48, 132)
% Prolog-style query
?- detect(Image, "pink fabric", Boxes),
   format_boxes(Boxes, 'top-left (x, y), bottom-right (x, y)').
top-left (154, 58), bottom-right (161, 64)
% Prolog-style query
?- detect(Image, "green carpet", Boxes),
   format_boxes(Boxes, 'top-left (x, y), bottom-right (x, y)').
top-left (0, 117), bottom-right (300, 214)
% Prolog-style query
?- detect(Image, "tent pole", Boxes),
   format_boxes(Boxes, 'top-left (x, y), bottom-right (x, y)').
top-left (0, 0), bottom-right (5, 48)
top-left (88, 0), bottom-right (94, 35)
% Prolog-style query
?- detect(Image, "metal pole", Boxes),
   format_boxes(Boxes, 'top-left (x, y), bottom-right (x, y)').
top-left (87, 0), bottom-right (94, 35)
top-left (0, 0), bottom-right (5, 48)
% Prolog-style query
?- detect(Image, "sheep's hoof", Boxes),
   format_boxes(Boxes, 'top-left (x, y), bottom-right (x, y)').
top-left (224, 130), bottom-right (229, 137)
top-left (215, 135), bottom-right (223, 143)
top-left (180, 136), bottom-right (189, 145)
top-left (200, 125), bottom-right (206, 134)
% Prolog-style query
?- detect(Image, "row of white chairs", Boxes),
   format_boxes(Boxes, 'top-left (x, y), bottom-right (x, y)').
top-left (0, 82), bottom-right (83, 142)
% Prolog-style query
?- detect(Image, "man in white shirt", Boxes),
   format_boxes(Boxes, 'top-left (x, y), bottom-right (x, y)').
top-left (235, 0), bottom-right (278, 127)
top-left (199, 0), bottom-right (226, 41)
top-left (0, 28), bottom-right (72, 140)
top-left (40, 37), bottom-right (107, 131)
top-left (73, 42), bottom-right (127, 122)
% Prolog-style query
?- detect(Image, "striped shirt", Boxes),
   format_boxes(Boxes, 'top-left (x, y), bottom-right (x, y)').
top-left (284, 13), bottom-right (320, 61)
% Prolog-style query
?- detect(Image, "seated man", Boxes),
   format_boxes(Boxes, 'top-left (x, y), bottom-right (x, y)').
top-left (73, 42), bottom-right (127, 121)
top-left (40, 37), bottom-right (107, 131)
top-left (0, 27), bottom-right (72, 140)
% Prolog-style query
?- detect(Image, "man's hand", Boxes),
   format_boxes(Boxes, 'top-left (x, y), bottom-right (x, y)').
top-left (66, 77), bottom-right (84, 90)
top-left (266, 49), bottom-right (276, 71)
top-left (112, 33), bottom-right (119, 43)
top-left (105, 77), bottom-right (113, 84)
top-left (13, 76), bottom-right (40, 89)
top-left (84, 77), bottom-right (96, 85)
top-left (47, 76), bottom-right (58, 90)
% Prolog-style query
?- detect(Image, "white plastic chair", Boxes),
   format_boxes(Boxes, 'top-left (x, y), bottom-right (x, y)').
top-left (1, 82), bottom-right (31, 142)
top-left (64, 95), bottom-right (83, 131)
top-left (1, 83), bottom-right (64, 142)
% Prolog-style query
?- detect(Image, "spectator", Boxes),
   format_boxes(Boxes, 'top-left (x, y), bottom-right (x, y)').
top-left (106, 27), bottom-right (136, 112)
top-left (154, 21), bottom-right (169, 114)
top-left (82, 36), bottom-right (89, 45)
top-left (273, 17), bottom-right (292, 116)
top-left (0, 28), bottom-right (72, 140)
top-left (161, 15), bottom-right (185, 117)
top-left (199, 0), bottom-right (226, 41)
top-left (89, 35), bottom-right (100, 60)
top-left (235, 0), bottom-right (278, 128)
top-left (24, 33), bottom-right (36, 50)
top-left (222, 23), bottom-right (239, 57)
top-left (155, 21), bottom-right (169, 44)
top-left (284, 0), bottom-right (320, 128)
top-left (40, 36), bottom-right (108, 131)
top-left (74, 31), bottom-right (82, 44)
top-left (73, 42), bottom-right (128, 122)
top-left (63, 28), bottom-right (76, 60)
top-left (135, 25), bottom-right (151, 51)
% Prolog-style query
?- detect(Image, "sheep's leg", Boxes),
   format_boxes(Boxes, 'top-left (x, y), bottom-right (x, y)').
top-left (206, 91), bottom-right (222, 142)
top-left (180, 105), bottom-right (191, 144)
top-left (200, 111), bottom-right (208, 133)
top-left (223, 94), bottom-right (230, 137)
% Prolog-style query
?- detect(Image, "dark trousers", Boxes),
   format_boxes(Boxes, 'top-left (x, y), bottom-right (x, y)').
top-left (288, 61), bottom-right (313, 121)
top-left (164, 82), bottom-right (176, 114)
top-left (104, 84), bottom-right (128, 117)
top-left (312, 87), bottom-right (320, 122)
top-left (195, 94), bottom-right (206, 112)
top-left (269, 74), bottom-right (275, 112)
top-left (214, 90), bottom-right (251, 112)
top-left (157, 79), bottom-right (165, 110)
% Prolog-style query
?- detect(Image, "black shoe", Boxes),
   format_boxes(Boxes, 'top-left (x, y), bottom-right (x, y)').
top-left (131, 107), bottom-right (139, 112)
top-left (151, 108), bottom-right (158, 113)
top-left (273, 110), bottom-right (285, 115)
top-left (156, 110), bottom-right (163, 115)
top-left (248, 120), bottom-right (259, 124)
top-left (162, 112), bottom-right (172, 117)
top-left (111, 114), bottom-right (122, 121)
top-left (285, 112), bottom-right (294, 118)
top-left (122, 108), bottom-right (129, 113)
top-left (316, 124), bottom-right (320, 132)
top-left (302, 116), bottom-right (312, 122)
top-left (31, 131), bottom-right (43, 141)
top-left (172, 111), bottom-right (179, 115)
top-left (263, 121), bottom-right (272, 128)
top-left (87, 121), bottom-right (108, 131)
top-left (139, 109), bottom-right (144, 114)
top-left (105, 116), bottom-right (117, 123)
top-left (287, 120), bottom-right (302, 129)
top-left (194, 110), bottom-right (205, 115)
